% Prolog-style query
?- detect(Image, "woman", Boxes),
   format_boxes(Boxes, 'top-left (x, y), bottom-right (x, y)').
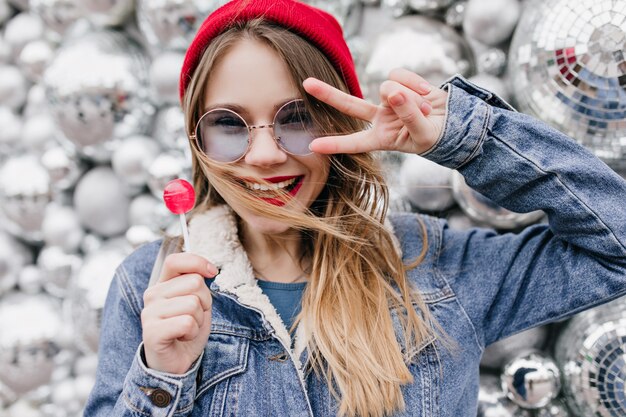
top-left (84, 0), bottom-right (626, 416)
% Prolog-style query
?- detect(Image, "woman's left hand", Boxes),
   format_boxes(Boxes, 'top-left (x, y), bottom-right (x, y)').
top-left (303, 68), bottom-right (448, 155)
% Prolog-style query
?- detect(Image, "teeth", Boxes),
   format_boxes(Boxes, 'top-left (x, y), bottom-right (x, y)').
top-left (243, 177), bottom-right (298, 191)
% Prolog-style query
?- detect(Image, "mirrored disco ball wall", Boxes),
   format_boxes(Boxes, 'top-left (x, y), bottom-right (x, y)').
top-left (0, 0), bottom-right (624, 415)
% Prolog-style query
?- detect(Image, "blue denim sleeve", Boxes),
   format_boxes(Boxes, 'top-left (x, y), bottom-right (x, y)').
top-left (83, 242), bottom-right (202, 416)
top-left (421, 76), bottom-right (626, 348)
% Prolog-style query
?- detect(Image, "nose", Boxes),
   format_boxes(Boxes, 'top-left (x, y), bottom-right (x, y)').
top-left (243, 126), bottom-right (288, 167)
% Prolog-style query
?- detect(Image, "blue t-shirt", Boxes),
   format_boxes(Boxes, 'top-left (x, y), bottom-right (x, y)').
top-left (206, 278), bottom-right (306, 330)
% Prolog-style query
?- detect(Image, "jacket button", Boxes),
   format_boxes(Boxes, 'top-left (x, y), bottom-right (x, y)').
top-left (141, 387), bottom-right (172, 408)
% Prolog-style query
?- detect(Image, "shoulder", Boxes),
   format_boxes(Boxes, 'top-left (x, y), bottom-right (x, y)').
top-left (387, 211), bottom-right (445, 262)
top-left (387, 212), bottom-right (454, 303)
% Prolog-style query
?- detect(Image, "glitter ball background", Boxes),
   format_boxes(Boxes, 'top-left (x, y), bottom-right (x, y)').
top-left (509, 0), bottom-right (626, 170)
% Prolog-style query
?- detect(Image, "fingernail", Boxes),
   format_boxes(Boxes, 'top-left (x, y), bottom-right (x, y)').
top-left (419, 82), bottom-right (432, 93)
top-left (208, 263), bottom-right (219, 276)
top-left (420, 101), bottom-right (432, 115)
top-left (389, 93), bottom-right (404, 106)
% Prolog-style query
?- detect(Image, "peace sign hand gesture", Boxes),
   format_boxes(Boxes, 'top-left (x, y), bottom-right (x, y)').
top-left (303, 68), bottom-right (448, 155)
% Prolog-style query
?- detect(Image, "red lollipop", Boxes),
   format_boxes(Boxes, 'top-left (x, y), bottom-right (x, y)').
top-left (163, 179), bottom-right (195, 251)
top-left (163, 179), bottom-right (195, 214)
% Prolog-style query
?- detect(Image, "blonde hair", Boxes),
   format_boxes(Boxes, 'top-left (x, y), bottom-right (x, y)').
top-left (182, 19), bottom-right (438, 417)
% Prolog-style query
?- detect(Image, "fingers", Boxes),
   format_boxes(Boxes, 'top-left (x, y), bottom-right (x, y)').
top-left (145, 273), bottom-right (213, 311)
top-left (153, 294), bottom-right (207, 324)
top-left (387, 68), bottom-right (433, 96)
top-left (379, 79), bottom-right (432, 139)
top-left (303, 77), bottom-right (378, 122)
top-left (159, 252), bottom-right (218, 283)
top-left (145, 314), bottom-right (202, 343)
top-left (309, 130), bottom-right (379, 154)
top-left (388, 68), bottom-right (447, 113)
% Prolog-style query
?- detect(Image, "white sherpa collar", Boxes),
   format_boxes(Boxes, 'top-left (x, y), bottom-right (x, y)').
top-left (186, 205), bottom-right (400, 373)
top-left (187, 205), bottom-right (292, 345)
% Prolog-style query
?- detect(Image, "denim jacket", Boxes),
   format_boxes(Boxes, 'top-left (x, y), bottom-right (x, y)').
top-left (84, 76), bottom-right (626, 417)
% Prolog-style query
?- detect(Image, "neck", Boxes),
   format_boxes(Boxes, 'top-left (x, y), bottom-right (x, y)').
top-left (240, 222), bottom-right (308, 284)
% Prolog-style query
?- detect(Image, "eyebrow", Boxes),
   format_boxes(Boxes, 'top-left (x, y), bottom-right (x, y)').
top-left (202, 97), bottom-right (300, 114)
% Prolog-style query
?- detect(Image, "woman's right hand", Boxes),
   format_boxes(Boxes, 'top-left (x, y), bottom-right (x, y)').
top-left (141, 252), bottom-right (218, 374)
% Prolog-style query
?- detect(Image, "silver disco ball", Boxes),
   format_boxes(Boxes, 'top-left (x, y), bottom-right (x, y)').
top-left (66, 241), bottom-right (130, 354)
top-left (451, 171), bottom-right (544, 229)
top-left (555, 297), bottom-right (626, 416)
top-left (407, 0), bottom-right (453, 12)
top-left (0, 292), bottom-right (64, 396)
top-left (509, 0), bottom-right (626, 170)
top-left (304, 0), bottom-right (362, 37)
top-left (501, 351), bottom-right (561, 409)
top-left (30, 0), bottom-right (84, 35)
top-left (43, 30), bottom-right (154, 162)
top-left (80, 0), bottom-right (135, 27)
top-left (481, 326), bottom-right (549, 370)
top-left (478, 374), bottom-right (530, 417)
top-left (361, 15), bottom-right (474, 102)
top-left (0, 154), bottom-right (51, 243)
top-left (136, 0), bottom-right (221, 52)
top-left (0, 231), bottom-right (33, 296)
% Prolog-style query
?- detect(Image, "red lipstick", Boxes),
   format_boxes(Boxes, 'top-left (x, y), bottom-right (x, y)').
top-left (259, 176), bottom-right (304, 206)
top-left (262, 175), bottom-right (300, 183)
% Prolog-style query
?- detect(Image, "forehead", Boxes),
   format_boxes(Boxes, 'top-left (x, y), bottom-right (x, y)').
top-left (202, 38), bottom-right (300, 113)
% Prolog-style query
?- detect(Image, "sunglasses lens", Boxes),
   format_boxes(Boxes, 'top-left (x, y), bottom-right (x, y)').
top-left (274, 100), bottom-right (316, 155)
top-left (197, 110), bottom-right (248, 162)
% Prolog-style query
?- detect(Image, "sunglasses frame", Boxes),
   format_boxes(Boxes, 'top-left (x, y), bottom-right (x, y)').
top-left (190, 98), bottom-right (315, 163)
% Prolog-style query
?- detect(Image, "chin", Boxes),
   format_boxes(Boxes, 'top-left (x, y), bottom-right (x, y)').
top-left (239, 212), bottom-right (291, 235)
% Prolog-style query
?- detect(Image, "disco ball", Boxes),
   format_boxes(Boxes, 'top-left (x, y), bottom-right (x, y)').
top-left (73, 166), bottom-right (131, 237)
top-left (0, 107), bottom-right (22, 155)
top-left (80, 0), bottom-right (135, 27)
top-left (481, 326), bottom-right (549, 370)
top-left (451, 171), bottom-right (544, 229)
top-left (30, 0), bottom-right (84, 34)
top-left (0, 231), bottom-right (33, 296)
top-left (304, 0), bottom-right (362, 37)
top-left (501, 351), bottom-right (561, 409)
top-left (153, 105), bottom-right (190, 158)
top-left (555, 297), bottom-right (626, 417)
top-left (111, 135), bottom-right (161, 188)
top-left (3, 13), bottom-right (45, 59)
top-left (509, 0), bottom-right (626, 170)
top-left (43, 30), bottom-right (154, 162)
top-left (0, 292), bottom-right (64, 395)
top-left (37, 245), bottom-right (82, 298)
top-left (0, 154), bottom-right (51, 243)
top-left (478, 374), bottom-right (530, 417)
top-left (399, 154), bottom-right (455, 212)
top-left (0, 65), bottom-right (28, 111)
top-left (67, 241), bottom-right (130, 354)
top-left (463, 0), bottom-right (521, 46)
top-left (18, 40), bottom-right (57, 82)
top-left (361, 15), bottom-right (474, 102)
top-left (136, 0), bottom-right (221, 51)
top-left (407, 0), bottom-right (453, 12)
top-left (0, 0), bottom-right (11, 25)
top-left (149, 51), bottom-right (184, 106)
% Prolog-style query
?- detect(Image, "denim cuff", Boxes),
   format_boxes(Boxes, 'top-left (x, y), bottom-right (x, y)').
top-left (122, 343), bottom-right (203, 416)
top-left (420, 75), bottom-right (515, 170)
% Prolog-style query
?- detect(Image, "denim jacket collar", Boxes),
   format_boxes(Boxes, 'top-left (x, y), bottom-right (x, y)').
top-left (188, 204), bottom-right (316, 384)
top-left (187, 205), bottom-right (401, 368)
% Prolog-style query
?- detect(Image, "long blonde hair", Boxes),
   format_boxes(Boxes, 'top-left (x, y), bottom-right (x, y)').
top-left (182, 19), bottom-right (438, 417)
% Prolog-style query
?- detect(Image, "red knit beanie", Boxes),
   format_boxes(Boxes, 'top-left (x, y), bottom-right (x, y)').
top-left (179, 0), bottom-right (362, 102)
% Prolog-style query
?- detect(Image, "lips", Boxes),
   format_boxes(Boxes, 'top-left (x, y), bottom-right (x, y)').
top-left (263, 175), bottom-right (300, 183)
top-left (256, 175), bottom-right (303, 207)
